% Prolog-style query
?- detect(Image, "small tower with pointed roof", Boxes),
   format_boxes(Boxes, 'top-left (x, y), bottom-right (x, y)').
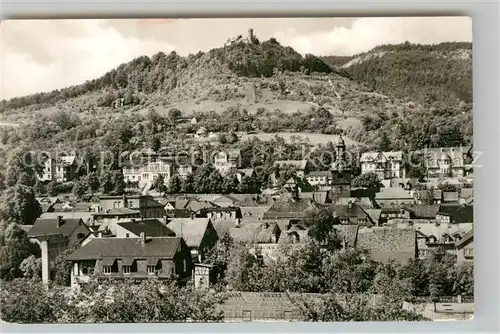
top-left (330, 134), bottom-right (351, 202)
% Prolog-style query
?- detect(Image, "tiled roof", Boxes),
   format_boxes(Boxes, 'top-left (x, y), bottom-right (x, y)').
top-left (414, 189), bottom-right (442, 200)
top-left (360, 151), bottom-right (403, 162)
top-left (364, 209), bottom-right (382, 224)
top-left (117, 220), bottom-right (175, 238)
top-left (67, 237), bottom-right (183, 261)
top-left (389, 219), bottom-right (472, 243)
top-left (333, 225), bottom-right (359, 247)
top-left (212, 219), bottom-right (237, 238)
top-left (273, 160), bottom-right (308, 170)
top-left (301, 191), bottom-right (331, 205)
top-left (93, 208), bottom-right (140, 216)
top-left (455, 229), bottom-right (474, 248)
top-left (40, 211), bottom-right (93, 223)
top-left (175, 199), bottom-right (190, 209)
top-left (28, 218), bottom-right (87, 238)
top-left (443, 192), bottom-right (460, 202)
top-left (331, 203), bottom-right (372, 224)
top-left (263, 199), bottom-right (320, 219)
top-left (228, 222), bottom-right (280, 244)
top-left (375, 187), bottom-right (415, 200)
top-left (167, 218), bottom-right (212, 248)
top-left (404, 204), bottom-right (441, 219)
top-left (356, 227), bottom-right (416, 263)
top-left (241, 206), bottom-right (272, 219)
top-left (460, 188), bottom-right (473, 199)
top-left (277, 225), bottom-right (310, 244)
top-left (18, 225), bottom-right (33, 233)
top-left (390, 178), bottom-right (419, 188)
top-left (438, 204), bottom-right (474, 223)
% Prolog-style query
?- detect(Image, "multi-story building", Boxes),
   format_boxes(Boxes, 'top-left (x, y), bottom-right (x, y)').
top-left (423, 146), bottom-right (472, 178)
top-left (68, 235), bottom-right (193, 288)
top-left (97, 195), bottom-right (166, 220)
top-left (40, 155), bottom-right (78, 182)
top-left (273, 160), bottom-right (308, 179)
top-left (360, 151), bottom-right (405, 180)
top-left (213, 149), bottom-right (241, 175)
top-left (330, 135), bottom-right (351, 200)
top-left (122, 158), bottom-right (174, 188)
top-left (305, 171), bottom-right (332, 187)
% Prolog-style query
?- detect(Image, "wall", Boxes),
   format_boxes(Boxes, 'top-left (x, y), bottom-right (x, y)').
top-left (457, 239), bottom-right (474, 263)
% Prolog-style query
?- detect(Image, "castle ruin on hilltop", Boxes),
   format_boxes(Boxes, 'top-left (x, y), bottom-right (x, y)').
top-left (224, 28), bottom-right (258, 47)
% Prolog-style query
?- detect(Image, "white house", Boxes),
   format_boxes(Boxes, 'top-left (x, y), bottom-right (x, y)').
top-left (360, 151), bottom-right (405, 180)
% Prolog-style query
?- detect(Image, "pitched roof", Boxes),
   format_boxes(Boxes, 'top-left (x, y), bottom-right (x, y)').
top-left (117, 220), bottom-right (175, 238)
top-left (356, 227), bottom-right (416, 263)
top-left (263, 199), bottom-right (320, 219)
top-left (67, 237), bottom-right (183, 261)
top-left (455, 229), bottom-right (474, 248)
top-left (388, 219), bottom-right (473, 243)
top-left (301, 191), bottom-right (331, 205)
top-left (273, 160), bottom-right (308, 170)
top-left (460, 188), bottom-right (473, 199)
top-left (212, 219), bottom-right (236, 238)
top-left (438, 204), bottom-right (474, 223)
top-left (364, 209), bottom-right (382, 224)
top-left (390, 178), bottom-right (419, 188)
top-left (375, 187), bottom-right (415, 200)
top-left (240, 206), bottom-right (272, 219)
top-left (237, 168), bottom-right (255, 178)
top-left (277, 225), bottom-right (310, 244)
top-left (28, 218), bottom-right (88, 238)
top-left (166, 218), bottom-right (212, 248)
top-left (331, 203), bottom-right (373, 224)
top-left (360, 151), bottom-right (403, 162)
top-left (443, 192), bottom-right (460, 202)
top-left (40, 211), bottom-right (93, 223)
top-left (404, 204), bottom-right (441, 219)
top-left (414, 189), bottom-right (442, 200)
top-left (93, 208), bottom-right (140, 216)
top-left (228, 222), bottom-right (280, 244)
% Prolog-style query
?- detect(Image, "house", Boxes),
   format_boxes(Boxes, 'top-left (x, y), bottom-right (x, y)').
top-left (360, 151), bottom-right (405, 180)
top-left (456, 229), bottom-right (474, 263)
top-left (262, 198), bottom-right (321, 220)
top-left (300, 191), bottom-right (332, 205)
top-left (201, 206), bottom-right (242, 223)
top-left (91, 208), bottom-right (142, 225)
top-left (379, 205), bottom-right (411, 223)
top-left (423, 147), bottom-right (472, 178)
top-left (305, 170), bottom-right (332, 187)
top-left (68, 235), bottom-right (193, 288)
top-left (403, 204), bottom-right (441, 220)
top-left (39, 155), bottom-right (78, 182)
top-left (414, 189), bottom-right (443, 204)
top-left (236, 168), bottom-right (255, 183)
top-left (438, 204), bottom-right (474, 224)
top-left (388, 219), bottom-right (473, 259)
top-left (122, 158), bottom-right (174, 189)
top-left (212, 219), bottom-right (239, 239)
top-left (166, 218), bottom-right (219, 262)
top-left (273, 160), bottom-right (309, 179)
top-left (36, 197), bottom-right (61, 213)
top-left (459, 188), bottom-right (473, 205)
top-left (329, 202), bottom-right (375, 226)
top-left (333, 225), bottom-right (360, 248)
top-left (96, 218), bottom-right (175, 240)
top-left (240, 205), bottom-right (272, 220)
top-left (228, 221), bottom-right (281, 244)
top-left (39, 211), bottom-right (94, 226)
top-left (442, 192), bottom-right (460, 204)
top-left (374, 187), bottom-right (415, 207)
top-left (28, 216), bottom-right (91, 259)
top-left (213, 149), bottom-right (241, 175)
top-left (98, 195), bottom-right (166, 220)
top-left (277, 224), bottom-right (310, 245)
top-left (356, 227), bottom-right (417, 263)
top-left (389, 178), bottom-right (419, 189)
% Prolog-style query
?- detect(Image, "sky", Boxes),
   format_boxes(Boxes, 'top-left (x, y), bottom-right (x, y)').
top-left (0, 17), bottom-right (472, 100)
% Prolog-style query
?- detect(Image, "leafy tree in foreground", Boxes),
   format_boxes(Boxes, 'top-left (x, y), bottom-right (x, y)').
top-left (0, 184), bottom-right (42, 225)
top-left (0, 223), bottom-right (32, 280)
top-left (351, 172), bottom-right (383, 189)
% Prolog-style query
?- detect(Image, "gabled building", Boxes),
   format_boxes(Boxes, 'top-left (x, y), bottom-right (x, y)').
top-left (166, 218), bottom-right (219, 262)
top-left (39, 155), bottom-right (78, 182)
top-left (305, 170), bottom-right (332, 188)
top-left (423, 147), bottom-right (472, 178)
top-left (68, 235), bottom-right (193, 288)
top-left (330, 135), bottom-right (352, 201)
top-left (456, 229), bottom-right (474, 263)
top-left (96, 218), bottom-right (175, 240)
top-left (97, 195), bottom-right (166, 221)
top-left (360, 151), bottom-right (405, 180)
top-left (414, 189), bottom-right (443, 204)
top-left (213, 149), bottom-right (242, 175)
top-left (228, 221), bottom-right (281, 244)
top-left (331, 202), bottom-right (375, 226)
top-left (262, 198), bottom-right (321, 220)
top-left (356, 227), bottom-right (417, 263)
top-left (374, 187), bottom-right (415, 207)
top-left (273, 160), bottom-right (309, 179)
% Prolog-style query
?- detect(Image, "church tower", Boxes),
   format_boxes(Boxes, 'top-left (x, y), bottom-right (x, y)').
top-left (330, 135), bottom-right (351, 201)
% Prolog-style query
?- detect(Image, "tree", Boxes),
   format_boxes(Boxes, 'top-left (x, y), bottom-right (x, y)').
top-left (20, 255), bottom-right (42, 280)
top-left (149, 136), bottom-right (162, 153)
top-left (378, 131), bottom-right (391, 151)
top-left (51, 245), bottom-right (79, 286)
top-left (34, 179), bottom-right (47, 196)
top-left (168, 175), bottom-right (182, 194)
top-left (351, 172), bottom-right (383, 189)
top-left (0, 279), bottom-right (59, 323)
top-left (72, 179), bottom-right (88, 199)
top-left (152, 174), bottom-right (167, 194)
top-left (0, 223), bottom-right (32, 280)
top-left (4, 148), bottom-right (42, 187)
top-left (303, 206), bottom-right (342, 250)
top-left (168, 108), bottom-right (182, 122)
top-left (112, 171), bottom-right (126, 195)
top-left (86, 172), bottom-right (100, 194)
top-left (99, 171), bottom-right (114, 194)
top-left (0, 185), bottom-right (42, 225)
top-left (46, 181), bottom-right (59, 196)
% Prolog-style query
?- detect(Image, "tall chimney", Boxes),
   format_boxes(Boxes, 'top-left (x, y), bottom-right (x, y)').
top-left (140, 232), bottom-right (146, 245)
top-left (248, 28), bottom-right (254, 42)
top-left (40, 240), bottom-right (50, 286)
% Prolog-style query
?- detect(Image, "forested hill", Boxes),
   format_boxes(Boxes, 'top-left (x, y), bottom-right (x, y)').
top-left (0, 37), bottom-right (334, 112)
top-left (321, 42), bottom-right (472, 105)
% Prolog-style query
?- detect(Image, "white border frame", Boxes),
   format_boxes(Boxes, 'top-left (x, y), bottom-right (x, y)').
top-left (1, 1), bottom-right (499, 333)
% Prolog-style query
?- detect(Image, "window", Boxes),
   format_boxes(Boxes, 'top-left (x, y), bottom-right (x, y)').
top-left (183, 259), bottom-right (187, 272)
top-left (122, 266), bottom-right (131, 274)
top-left (77, 233), bottom-right (86, 239)
top-left (147, 266), bottom-right (156, 275)
top-left (464, 248), bottom-right (474, 257)
top-left (103, 266), bottom-right (112, 274)
top-left (125, 233), bottom-right (130, 238)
